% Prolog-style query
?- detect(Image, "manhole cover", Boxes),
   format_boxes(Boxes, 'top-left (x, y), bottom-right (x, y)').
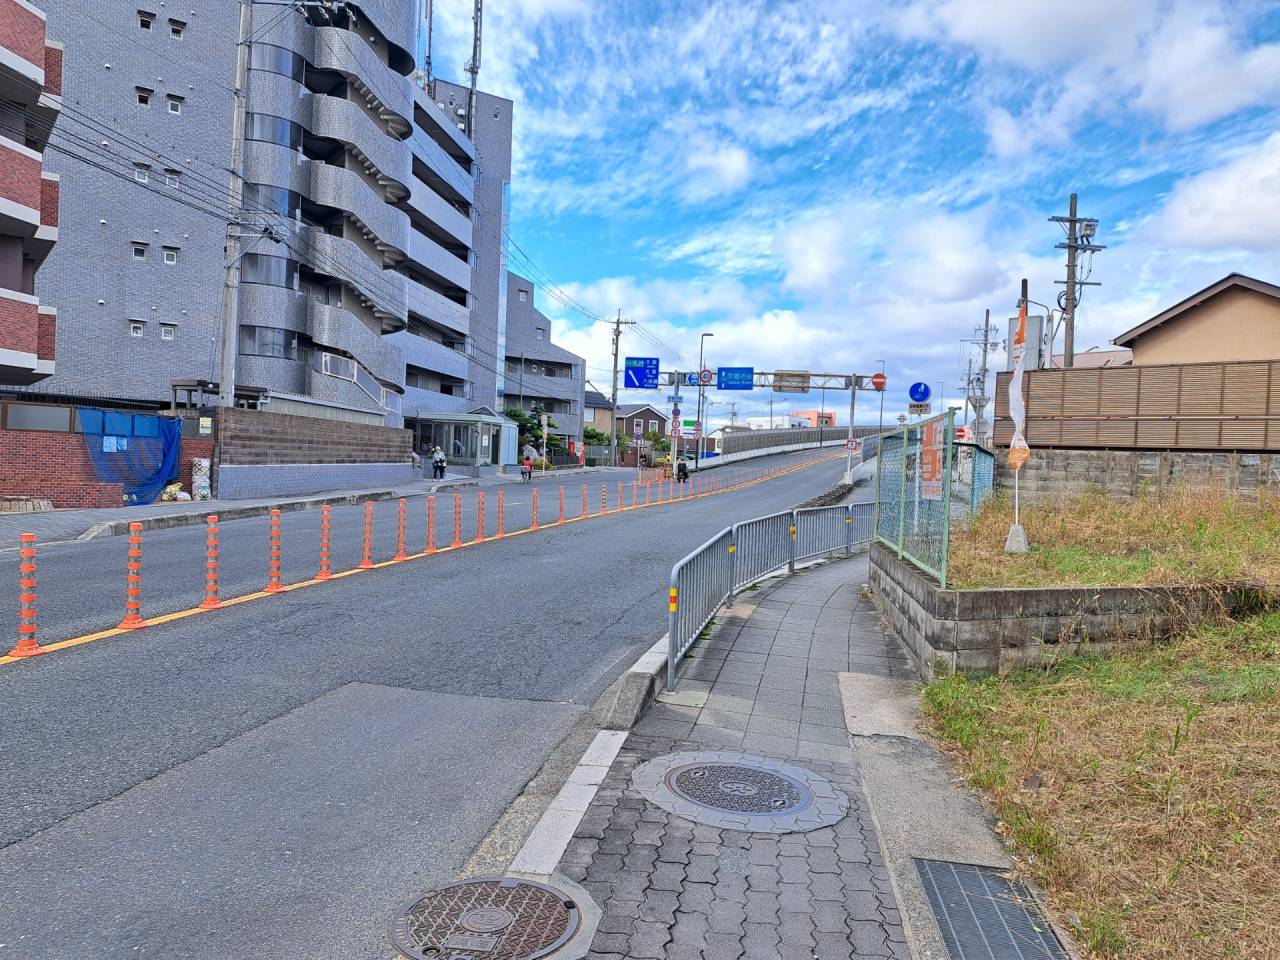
top-left (632, 751), bottom-right (848, 833)
top-left (391, 878), bottom-right (579, 960)
top-left (667, 763), bottom-right (811, 815)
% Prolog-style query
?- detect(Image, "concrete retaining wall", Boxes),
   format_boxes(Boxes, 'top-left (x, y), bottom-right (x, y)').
top-left (217, 408), bottom-right (411, 466)
top-left (869, 542), bottom-right (1251, 678)
top-left (996, 447), bottom-right (1280, 503)
top-left (214, 462), bottom-right (417, 500)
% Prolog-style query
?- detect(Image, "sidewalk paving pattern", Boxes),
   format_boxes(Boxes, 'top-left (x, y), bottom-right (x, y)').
top-left (549, 559), bottom-right (915, 959)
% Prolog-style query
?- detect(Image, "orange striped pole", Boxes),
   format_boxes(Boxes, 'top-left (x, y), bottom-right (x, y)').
top-left (426, 496), bottom-right (436, 553)
top-left (394, 498), bottom-right (408, 561)
top-left (359, 501), bottom-right (374, 568)
top-left (531, 488), bottom-right (540, 529)
top-left (475, 492), bottom-right (486, 542)
top-left (558, 485), bottom-right (565, 524)
top-left (265, 508), bottom-right (284, 593)
top-left (199, 516), bottom-right (222, 607)
top-left (9, 533), bottom-right (43, 657)
top-left (581, 482), bottom-right (588, 518)
top-left (452, 494), bottom-right (463, 547)
top-left (601, 482), bottom-right (607, 514)
top-left (118, 522), bottom-right (147, 629)
top-left (316, 504), bottom-right (333, 579)
top-left (631, 480), bottom-right (637, 508)
top-left (617, 480), bottom-right (623, 511)
top-left (496, 490), bottom-right (506, 537)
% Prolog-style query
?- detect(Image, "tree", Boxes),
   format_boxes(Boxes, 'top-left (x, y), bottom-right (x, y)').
top-left (505, 405), bottom-right (562, 451)
top-left (583, 426), bottom-right (610, 447)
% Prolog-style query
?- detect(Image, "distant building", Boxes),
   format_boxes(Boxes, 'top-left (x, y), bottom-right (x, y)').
top-left (583, 389), bottom-right (612, 432)
top-left (0, 0), bottom-right (62, 385)
top-left (1050, 348), bottom-right (1131, 368)
top-left (1112, 273), bottom-right (1280, 365)
top-left (504, 271), bottom-right (584, 447)
top-left (790, 409), bottom-right (837, 428)
top-left (743, 414), bottom-right (806, 430)
top-left (616, 402), bottom-right (668, 467)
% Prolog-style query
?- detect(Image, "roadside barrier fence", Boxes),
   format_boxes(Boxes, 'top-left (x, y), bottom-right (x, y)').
top-left (667, 501), bottom-right (876, 689)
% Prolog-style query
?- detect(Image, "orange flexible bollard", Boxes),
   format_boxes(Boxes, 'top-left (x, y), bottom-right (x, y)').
top-left (9, 533), bottom-right (43, 657)
top-left (316, 504), bottom-right (333, 579)
top-left (118, 522), bottom-right (147, 629)
top-left (581, 482), bottom-right (588, 518)
top-left (601, 482), bottom-right (607, 514)
top-left (645, 483), bottom-right (651, 506)
top-left (394, 498), bottom-right (408, 561)
top-left (531, 488), bottom-right (540, 529)
top-left (265, 509), bottom-right (284, 592)
top-left (631, 481), bottom-right (638, 508)
top-left (359, 501), bottom-right (375, 568)
top-left (558, 486), bottom-right (565, 524)
top-left (452, 494), bottom-right (463, 547)
top-left (475, 492), bottom-right (486, 542)
top-left (199, 515), bottom-right (222, 607)
top-left (495, 490), bottom-right (506, 537)
top-left (426, 496), bottom-right (436, 553)
top-left (617, 480), bottom-right (623, 511)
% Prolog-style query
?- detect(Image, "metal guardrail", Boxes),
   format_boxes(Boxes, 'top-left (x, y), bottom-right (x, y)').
top-left (667, 501), bottom-right (876, 688)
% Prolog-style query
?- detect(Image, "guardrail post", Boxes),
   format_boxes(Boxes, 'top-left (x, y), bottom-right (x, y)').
top-left (845, 504), bottom-right (853, 558)
top-left (788, 511), bottom-right (797, 574)
top-left (9, 533), bottom-right (43, 657)
top-left (666, 582), bottom-right (679, 691)
top-left (727, 532), bottom-right (737, 598)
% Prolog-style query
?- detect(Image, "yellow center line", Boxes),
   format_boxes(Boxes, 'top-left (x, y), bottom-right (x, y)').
top-left (3, 454), bottom-right (840, 667)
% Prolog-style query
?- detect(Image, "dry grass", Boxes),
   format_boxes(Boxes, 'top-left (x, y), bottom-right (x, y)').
top-left (948, 488), bottom-right (1280, 590)
top-left (923, 614), bottom-right (1280, 959)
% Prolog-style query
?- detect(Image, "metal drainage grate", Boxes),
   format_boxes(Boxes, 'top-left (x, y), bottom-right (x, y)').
top-left (668, 763), bottom-right (811, 815)
top-left (391, 877), bottom-right (580, 960)
top-left (631, 751), bottom-right (848, 832)
top-left (915, 859), bottom-right (1069, 960)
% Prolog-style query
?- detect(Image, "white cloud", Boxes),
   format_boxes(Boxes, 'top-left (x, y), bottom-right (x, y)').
top-left (1148, 132), bottom-right (1280, 251)
top-left (776, 216), bottom-right (853, 292)
top-left (684, 142), bottom-right (752, 201)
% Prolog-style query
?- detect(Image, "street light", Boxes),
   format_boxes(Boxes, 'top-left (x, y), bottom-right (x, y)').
top-left (696, 333), bottom-right (714, 470)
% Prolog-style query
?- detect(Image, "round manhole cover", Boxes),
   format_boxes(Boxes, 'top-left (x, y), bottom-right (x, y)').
top-left (632, 751), bottom-right (849, 833)
top-left (391, 878), bottom-right (579, 960)
top-left (667, 763), bottom-right (811, 815)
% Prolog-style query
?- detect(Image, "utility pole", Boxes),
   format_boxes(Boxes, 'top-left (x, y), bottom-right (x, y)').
top-left (844, 374), bottom-right (859, 484)
top-left (608, 310), bottom-right (635, 467)
top-left (464, 0), bottom-right (482, 138)
top-left (1049, 194), bottom-right (1104, 368)
top-left (423, 0), bottom-right (434, 92)
top-left (962, 308), bottom-right (998, 446)
top-left (217, 0), bottom-right (253, 408)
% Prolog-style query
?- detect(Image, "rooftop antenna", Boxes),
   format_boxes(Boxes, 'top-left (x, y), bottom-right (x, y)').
top-left (464, 0), bottom-right (482, 138)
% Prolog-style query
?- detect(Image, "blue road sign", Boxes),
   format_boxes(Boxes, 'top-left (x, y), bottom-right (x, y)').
top-left (633, 419), bottom-right (644, 438)
top-left (909, 381), bottom-right (931, 403)
top-left (716, 366), bottom-right (754, 390)
top-left (624, 357), bottom-right (660, 389)
top-left (686, 372), bottom-right (700, 387)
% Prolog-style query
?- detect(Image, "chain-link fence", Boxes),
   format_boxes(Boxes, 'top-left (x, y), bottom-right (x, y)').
top-left (873, 411), bottom-right (993, 588)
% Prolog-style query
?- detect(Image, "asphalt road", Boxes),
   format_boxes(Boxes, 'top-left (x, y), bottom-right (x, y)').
top-left (0, 451), bottom-right (847, 960)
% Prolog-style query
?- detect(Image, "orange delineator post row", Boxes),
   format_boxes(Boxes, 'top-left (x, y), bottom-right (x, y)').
top-left (426, 496), bottom-right (437, 553)
top-left (118, 522), bottom-right (146, 629)
top-left (395, 498), bottom-right (408, 561)
top-left (317, 504), bottom-right (333, 579)
top-left (265, 509), bottom-right (284, 593)
top-left (531, 488), bottom-right (539, 529)
top-left (9, 533), bottom-right (42, 657)
top-left (200, 516), bottom-right (222, 608)
top-left (359, 502), bottom-right (375, 569)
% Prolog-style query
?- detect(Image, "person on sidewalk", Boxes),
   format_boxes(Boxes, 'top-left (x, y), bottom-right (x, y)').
top-left (431, 447), bottom-right (447, 480)
top-left (676, 459), bottom-right (689, 484)
top-left (521, 455), bottom-right (533, 482)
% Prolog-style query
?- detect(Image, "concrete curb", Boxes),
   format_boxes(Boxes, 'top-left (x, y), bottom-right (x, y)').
top-left (77, 489), bottom-right (399, 541)
top-left (596, 634), bottom-right (669, 730)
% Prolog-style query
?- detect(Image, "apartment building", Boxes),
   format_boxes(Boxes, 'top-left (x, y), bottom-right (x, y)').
top-left (504, 271), bottom-right (584, 447)
top-left (24, 1), bottom-right (508, 434)
top-left (0, 0), bottom-right (61, 386)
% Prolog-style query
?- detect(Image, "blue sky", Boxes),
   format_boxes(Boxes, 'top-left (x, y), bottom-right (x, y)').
top-left (428, 0), bottom-right (1280, 424)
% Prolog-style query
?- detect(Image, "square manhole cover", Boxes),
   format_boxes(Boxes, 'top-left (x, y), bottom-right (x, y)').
top-left (915, 859), bottom-right (1068, 960)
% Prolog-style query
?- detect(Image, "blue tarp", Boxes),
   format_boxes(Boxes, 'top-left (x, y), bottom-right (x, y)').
top-left (79, 408), bottom-right (181, 505)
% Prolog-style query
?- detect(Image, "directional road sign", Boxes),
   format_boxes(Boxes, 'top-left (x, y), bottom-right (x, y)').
top-left (908, 381), bottom-right (931, 403)
top-left (685, 372), bottom-right (699, 387)
top-left (716, 366), bottom-right (754, 390)
top-left (624, 357), bottom-right (660, 389)
top-left (772, 370), bottom-right (810, 393)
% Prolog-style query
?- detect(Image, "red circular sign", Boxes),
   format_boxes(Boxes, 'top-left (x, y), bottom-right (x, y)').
top-left (870, 372), bottom-right (887, 391)
top-left (699, 369), bottom-right (714, 385)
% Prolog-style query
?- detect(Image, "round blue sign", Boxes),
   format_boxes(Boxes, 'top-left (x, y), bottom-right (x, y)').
top-left (908, 382), bottom-right (931, 403)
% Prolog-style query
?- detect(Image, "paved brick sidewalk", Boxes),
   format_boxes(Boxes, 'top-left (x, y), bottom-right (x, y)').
top-left (549, 557), bottom-right (915, 959)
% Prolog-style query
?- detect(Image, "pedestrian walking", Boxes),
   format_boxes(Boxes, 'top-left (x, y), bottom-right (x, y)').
top-left (432, 447), bottom-right (447, 480)
top-left (521, 455), bottom-right (534, 482)
top-left (676, 459), bottom-right (689, 484)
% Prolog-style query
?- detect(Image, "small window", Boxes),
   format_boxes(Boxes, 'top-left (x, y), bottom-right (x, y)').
top-left (160, 324), bottom-right (176, 340)
top-left (167, 95), bottom-right (183, 114)
top-left (138, 10), bottom-right (154, 29)
top-left (518, 289), bottom-right (528, 302)
top-left (164, 169), bottom-right (180, 187)
top-left (169, 18), bottom-right (185, 39)
top-left (535, 326), bottom-right (545, 340)
top-left (133, 163), bottom-right (150, 182)
top-left (129, 322), bottom-right (144, 337)
top-left (648, 419), bottom-right (658, 433)
top-left (132, 242), bottom-right (148, 260)
top-left (136, 86), bottom-right (153, 106)
top-left (163, 247), bottom-right (178, 265)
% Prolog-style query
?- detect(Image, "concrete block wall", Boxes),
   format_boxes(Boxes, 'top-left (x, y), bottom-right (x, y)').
top-left (216, 408), bottom-right (411, 466)
top-left (214, 462), bottom-right (416, 500)
top-left (995, 447), bottom-right (1280, 503)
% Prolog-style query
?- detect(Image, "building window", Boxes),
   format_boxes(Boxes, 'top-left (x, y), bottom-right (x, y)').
top-left (164, 169), bottom-right (180, 187)
top-left (136, 86), bottom-right (153, 106)
top-left (535, 326), bottom-right (545, 340)
top-left (239, 325), bottom-right (305, 361)
top-left (133, 163), bottom-right (150, 182)
top-left (518, 289), bottom-right (528, 302)
top-left (169, 18), bottom-right (185, 39)
top-left (138, 10), bottom-right (154, 29)
top-left (167, 95), bottom-right (183, 114)
top-left (245, 112), bottom-right (302, 151)
top-left (648, 419), bottom-right (658, 433)
top-left (241, 253), bottom-right (298, 289)
top-left (248, 43), bottom-right (306, 84)
top-left (160, 324), bottom-right (176, 340)
top-left (242, 182), bottom-right (299, 219)
top-left (131, 242), bottom-right (148, 260)
top-left (163, 246), bottom-right (178, 265)
top-left (129, 321), bottom-right (144, 337)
